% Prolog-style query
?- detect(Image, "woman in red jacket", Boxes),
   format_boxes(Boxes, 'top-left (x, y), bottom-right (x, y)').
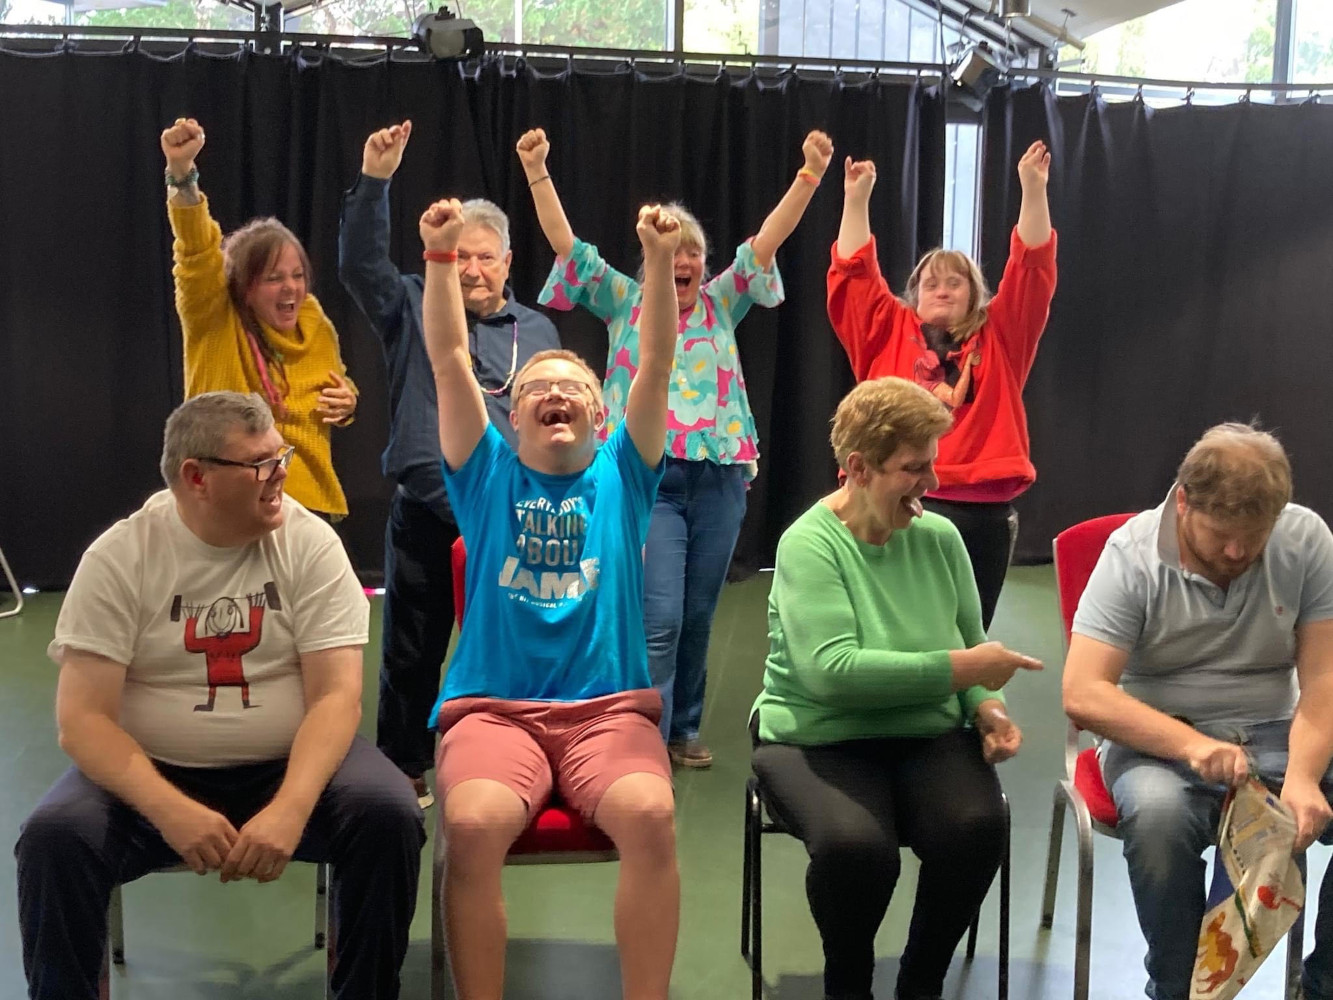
top-left (827, 140), bottom-right (1055, 629)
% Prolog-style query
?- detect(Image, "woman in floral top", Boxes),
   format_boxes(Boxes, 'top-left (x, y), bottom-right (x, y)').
top-left (519, 126), bottom-right (833, 767)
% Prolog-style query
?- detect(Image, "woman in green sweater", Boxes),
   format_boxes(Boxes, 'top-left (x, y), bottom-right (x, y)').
top-left (750, 376), bottom-right (1041, 1000)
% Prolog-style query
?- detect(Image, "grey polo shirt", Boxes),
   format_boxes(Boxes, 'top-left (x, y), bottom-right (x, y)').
top-left (1072, 486), bottom-right (1333, 726)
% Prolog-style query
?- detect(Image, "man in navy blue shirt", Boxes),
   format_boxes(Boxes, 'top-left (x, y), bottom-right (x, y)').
top-left (339, 121), bottom-right (560, 807)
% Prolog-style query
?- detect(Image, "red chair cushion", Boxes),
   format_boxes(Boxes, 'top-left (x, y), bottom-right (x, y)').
top-left (1073, 747), bottom-right (1119, 828)
top-left (510, 803), bottom-right (614, 855)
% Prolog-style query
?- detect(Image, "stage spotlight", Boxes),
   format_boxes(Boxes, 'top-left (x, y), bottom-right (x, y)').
top-left (950, 42), bottom-right (1006, 111)
top-left (413, 6), bottom-right (485, 59)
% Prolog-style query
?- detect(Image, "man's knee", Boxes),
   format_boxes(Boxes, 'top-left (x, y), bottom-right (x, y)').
top-left (343, 779), bottom-right (426, 850)
top-left (1114, 770), bottom-right (1213, 879)
top-left (596, 774), bottom-right (676, 860)
top-left (16, 794), bottom-right (109, 869)
top-left (443, 779), bottom-right (528, 867)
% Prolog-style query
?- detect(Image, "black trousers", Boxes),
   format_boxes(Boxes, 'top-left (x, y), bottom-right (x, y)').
top-left (751, 728), bottom-right (1006, 1000)
top-left (377, 487), bottom-right (461, 778)
top-left (921, 499), bottom-right (1017, 632)
top-left (15, 736), bottom-right (425, 1000)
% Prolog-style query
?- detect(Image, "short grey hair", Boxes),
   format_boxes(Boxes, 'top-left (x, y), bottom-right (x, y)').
top-left (161, 391), bottom-right (274, 487)
top-left (460, 198), bottom-right (511, 255)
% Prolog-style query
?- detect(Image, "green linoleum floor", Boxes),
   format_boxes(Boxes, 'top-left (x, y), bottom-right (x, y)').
top-left (0, 568), bottom-right (1319, 998)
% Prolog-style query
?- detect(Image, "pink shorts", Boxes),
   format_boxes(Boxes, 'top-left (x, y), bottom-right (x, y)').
top-left (435, 689), bottom-right (672, 822)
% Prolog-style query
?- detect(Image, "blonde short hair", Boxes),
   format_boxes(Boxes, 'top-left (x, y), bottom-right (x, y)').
top-left (902, 249), bottom-right (993, 342)
top-left (636, 202), bottom-right (709, 282)
top-left (831, 377), bottom-right (952, 471)
top-left (1177, 422), bottom-right (1292, 524)
top-left (514, 348), bottom-right (604, 408)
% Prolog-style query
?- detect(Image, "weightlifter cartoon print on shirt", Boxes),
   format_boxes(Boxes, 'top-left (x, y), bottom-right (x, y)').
top-left (171, 582), bottom-right (281, 712)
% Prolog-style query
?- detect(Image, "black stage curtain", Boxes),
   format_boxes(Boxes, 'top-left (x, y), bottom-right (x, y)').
top-left (0, 46), bottom-right (943, 587)
top-left (981, 83), bottom-right (1333, 563)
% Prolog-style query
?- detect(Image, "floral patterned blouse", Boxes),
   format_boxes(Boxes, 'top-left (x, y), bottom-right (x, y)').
top-left (539, 237), bottom-right (784, 480)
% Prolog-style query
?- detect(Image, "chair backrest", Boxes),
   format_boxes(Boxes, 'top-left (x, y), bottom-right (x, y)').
top-left (1052, 513), bottom-right (1137, 646)
top-left (451, 536), bottom-right (467, 627)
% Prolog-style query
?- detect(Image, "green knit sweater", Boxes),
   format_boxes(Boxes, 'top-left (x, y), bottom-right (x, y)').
top-left (752, 502), bottom-right (1001, 745)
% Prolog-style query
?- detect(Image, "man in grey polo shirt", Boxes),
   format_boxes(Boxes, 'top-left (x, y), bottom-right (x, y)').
top-left (1064, 422), bottom-right (1333, 1000)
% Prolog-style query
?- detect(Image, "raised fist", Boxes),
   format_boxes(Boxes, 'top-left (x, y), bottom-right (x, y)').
top-left (363, 120), bottom-right (412, 180)
top-left (1017, 139), bottom-right (1051, 188)
top-left (844, 156), bottom-right (877, 201)
top-left (802, 130), bottom-right (834, 178)
top-left (515, 128), bottom-right (550, 172)
top-left (161, 117), bottom-right (205, 179)
top-left (636, 204), bottom-right (681, 258)
top-left (419, 198), bottom-right (466, 253)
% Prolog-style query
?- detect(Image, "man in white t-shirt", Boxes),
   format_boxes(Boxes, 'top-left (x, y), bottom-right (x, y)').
top-left (15, 392), bottom-right (425, 1000)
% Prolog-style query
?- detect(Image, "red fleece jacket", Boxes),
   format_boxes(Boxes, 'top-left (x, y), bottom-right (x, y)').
top-left (827, 227), bottom-right (1057, 500)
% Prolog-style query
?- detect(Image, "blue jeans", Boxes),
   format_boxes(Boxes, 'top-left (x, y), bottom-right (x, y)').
top-left (1102, 719), bottom-right (1333, 1000)
top-left (643, 458), bottom-right (747, 743)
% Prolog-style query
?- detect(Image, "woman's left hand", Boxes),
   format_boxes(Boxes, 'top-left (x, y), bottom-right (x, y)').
top-left (802, 130), bottom-right (835, 179)
top-left (317, 370), bottom-right (357, 424)
top-left (975, 700), bottom-right (1023, 763)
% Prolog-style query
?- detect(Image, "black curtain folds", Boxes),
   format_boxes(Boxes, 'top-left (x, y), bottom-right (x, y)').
top-left (981, 83), bottom-right (1333, 563)
top-left (0, 46), bottom-right (943, 587)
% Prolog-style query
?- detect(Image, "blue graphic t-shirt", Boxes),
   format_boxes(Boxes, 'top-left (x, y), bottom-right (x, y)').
top-left (428, 422), bottom-right (664, 722)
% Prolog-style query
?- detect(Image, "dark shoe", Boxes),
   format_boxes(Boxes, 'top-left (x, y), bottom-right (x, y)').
top-left (668, 738), bottom-right (713, 769)
top-left (411, 775), bottom-right (435, 809)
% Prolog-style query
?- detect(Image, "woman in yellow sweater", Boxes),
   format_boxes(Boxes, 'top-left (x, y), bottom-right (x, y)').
top-left (160, 117), bottom-right (357, 518)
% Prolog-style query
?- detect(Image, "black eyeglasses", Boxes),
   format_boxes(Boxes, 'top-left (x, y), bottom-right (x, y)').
top-left (517, 379), bottom-right (594, 399)
top-left (197, 445), bottom-right (295, 482)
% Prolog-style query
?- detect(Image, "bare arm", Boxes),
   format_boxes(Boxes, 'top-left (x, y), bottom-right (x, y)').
top-left (1284, 620), bottom-right (1333, 849)
top-left (1063, 633), bottom-right (1249, 785)
top-left (751, 131), bottom-right (833, 269)
top-left (1015, 139), bottom-right (1053, 248)
top-left (56, 651), bottom-right (239, 873)
top-left (622, 205), bottom-right (680, 467)
top-left (835, 157), bottom-right (877, 258)
top-left (419, 199), bottom-right (490, 471)
top-left (517, 128), bottom-right (575, 259)
top-left (219, 644), bottom-right (363, 883)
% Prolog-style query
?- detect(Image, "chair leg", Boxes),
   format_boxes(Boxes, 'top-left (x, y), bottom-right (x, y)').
top-left (0, 545), bottom-right (23, 620)
top-left (1067, 783), bottom-right (1095, 1000)
top-left (741, 779), bottom-right (755, 962)
top-left (1040, 787), bottom-right (1066, 929)
top-left (752, 793), bottom-right (764, 1000)
top-left (431, 804), bottom-right (449, 1000)
top-left (315, 861), bottom-right (329, 949)
top-left (999, 794), bottom-right (1010, 1000)
top-left (965, 910), bottom-right (979, 960)
top-left (109, 883), bottom-right (125, 965)
top-left (1286, 853), bottom-right (1308, 1000)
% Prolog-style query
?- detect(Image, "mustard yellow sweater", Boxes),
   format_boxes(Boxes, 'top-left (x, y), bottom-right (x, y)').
top-left (169, 197), bottom-right (352, 517)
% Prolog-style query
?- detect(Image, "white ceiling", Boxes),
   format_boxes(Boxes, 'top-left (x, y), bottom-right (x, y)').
top-left (1025, 0), bottom-right (1184, 44)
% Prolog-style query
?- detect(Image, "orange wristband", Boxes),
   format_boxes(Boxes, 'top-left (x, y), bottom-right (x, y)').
top-left (797, 167), bottom-right (821, 186)
top-left (423, 250), bottom-right (458, 263)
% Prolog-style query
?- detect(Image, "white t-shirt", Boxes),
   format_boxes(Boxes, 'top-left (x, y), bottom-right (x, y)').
top-left (49, 491), bottom-right (369, 767)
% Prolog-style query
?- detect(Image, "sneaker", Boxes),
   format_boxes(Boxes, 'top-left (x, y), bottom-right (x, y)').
top-left (411, 776), bottom-right (435, 809)
top-left (668, 738), bottom-right (713, 769)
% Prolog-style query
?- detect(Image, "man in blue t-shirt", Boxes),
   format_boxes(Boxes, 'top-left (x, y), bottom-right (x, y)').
top-left (418, 194), bottom-right (681, 1000)
top-left (1064, 423), bottom-right (1333, 1000)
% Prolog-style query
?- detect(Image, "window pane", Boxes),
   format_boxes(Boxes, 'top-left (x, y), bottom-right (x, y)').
top-left (943, 121), bottom-right (979, 256)
top-left (1078, 0), bottom-right (1278, 84)
top-left (4, 0), bottom-right (64, 23)
top-left (684, 0), bottom-right (759, 54)
top-left (1293, 0), bottom-right (1333, 85)
top-left (907, 6), bottom-right (937, 63)
top-left (882, 0), bottom-right (908, 61)
top-left (74, 0), bottom-right (251, 30)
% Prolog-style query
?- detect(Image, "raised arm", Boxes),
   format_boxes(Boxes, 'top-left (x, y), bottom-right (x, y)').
top-left (161, 117), bottom-right (232, 334)
top-left (338, 121), bottom-right (413, 337)
top-left (750, 130), bottom-right (833, 269)
top-left (419, 198), bottom-right (489, 471)
top-left (517, 128), bottom-right (575, 259)
top-left (56, 651), bottom-right (240, 874)
top-left (622, 205), bottom-right (680, 467)
top-left (1015, 140), bottom-right (1052, 248)
top-left (835, 157), bottom-right (877, 258)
